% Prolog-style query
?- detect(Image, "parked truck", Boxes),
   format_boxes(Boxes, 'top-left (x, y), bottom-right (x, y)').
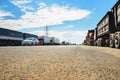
top-left (96, 11), bottom-right (115, 47)
top-left (85, 30), bottom-right (94, 46)
top-left (84, 0), bottom-right (120, 48)
top-left (38, 36), bottom-right (50, 45)
top-left (110, 0), bottom-right (120, 48)
top-left (50, 37), bottom-right (60, 45)
top-left (95, 0), bottom-right (120, 48)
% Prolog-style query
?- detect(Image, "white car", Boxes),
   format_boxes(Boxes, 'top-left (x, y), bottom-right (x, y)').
top-left (22, 37), bottom-right (39, 46)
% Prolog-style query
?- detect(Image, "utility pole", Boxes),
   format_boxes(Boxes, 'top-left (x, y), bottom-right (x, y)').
top-left (45, 25), bottom-right (48, 36)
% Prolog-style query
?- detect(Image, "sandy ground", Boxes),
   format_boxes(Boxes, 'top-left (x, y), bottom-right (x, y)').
top-left (99, 47), bottom-right (120, 58)
top-left (0, 45), bottom-right (120, 80)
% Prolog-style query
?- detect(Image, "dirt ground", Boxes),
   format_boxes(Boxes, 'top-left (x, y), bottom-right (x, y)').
top-left (0, 45), bottom-right (120, 80)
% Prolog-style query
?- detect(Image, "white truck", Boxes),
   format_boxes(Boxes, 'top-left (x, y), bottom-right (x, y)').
top-left (50, 37), bottom-right (60, 45)
top-left (38, 36), bottom-right (50, 45)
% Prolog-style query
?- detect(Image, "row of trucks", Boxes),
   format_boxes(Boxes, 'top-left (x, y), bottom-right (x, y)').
top-left (84, 0), bottom-right (120, 48)
top-left (0, 27), bottom-right (60, 46)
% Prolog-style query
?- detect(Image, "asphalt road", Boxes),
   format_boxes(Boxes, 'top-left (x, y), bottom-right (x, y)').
top-left (0, 45), bottom-right (120, 80)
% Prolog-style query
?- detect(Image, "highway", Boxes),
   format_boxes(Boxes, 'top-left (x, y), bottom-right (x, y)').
top-left (0, 45), bottom-right (120, 80)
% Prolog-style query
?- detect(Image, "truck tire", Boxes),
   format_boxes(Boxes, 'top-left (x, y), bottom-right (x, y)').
top-left (110, 34), bottom-right (115, 48)
top-left (114, 36), bottom-right (120, 48)
top-left (105, 39), bottom-right (109, 47)
top-left (110, 39), bottom-right (115, 48)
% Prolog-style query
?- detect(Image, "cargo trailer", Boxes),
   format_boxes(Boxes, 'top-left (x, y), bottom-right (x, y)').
top-left (96, 11), bottom-right (115, 47)
top-left (86, 30), bottom-right (94, 46)
top-left (38, 36), bottom-right (50, 45)
top-left (38, 38), bottom-right (44, 45)
top-left (50, 37), bottom-right (60, 45)
top-left (83, 0), bottom-right (120, 48)
top-left (95, 0), bottom-right (120, 48)
top-left (110, 0), bottom-right (120, 48)
top-left (89, 0), bottom-right (120, 48)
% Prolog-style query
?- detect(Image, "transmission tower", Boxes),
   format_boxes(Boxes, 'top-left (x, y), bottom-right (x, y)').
top-left (45, 25), bottom-right (49, 36)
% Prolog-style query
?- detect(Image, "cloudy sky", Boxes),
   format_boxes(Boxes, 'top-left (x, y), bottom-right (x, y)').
top-left (0, 0), bottom-right (118, 44)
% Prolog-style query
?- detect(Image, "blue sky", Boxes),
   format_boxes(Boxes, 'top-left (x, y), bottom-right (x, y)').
top-left (0, 0), bottom-right (118, 44)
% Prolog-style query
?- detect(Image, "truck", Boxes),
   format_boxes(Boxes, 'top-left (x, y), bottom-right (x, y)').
top-left (95, 0), bottom-right (120, 48)
top-left (85, 30), bottom-right (94, 46)
top-left (38, 36), bottom-right (50, 45)
top-left (0, 28), bottom-right (23, 46)
top-left (50, 37), bottom-right (60, 45)
top-left (96, 11), bottom-right (115, 47)
top-left (110, 0), bottom-right (120, 48)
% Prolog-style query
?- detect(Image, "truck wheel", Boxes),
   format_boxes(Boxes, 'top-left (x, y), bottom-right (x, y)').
top-left (110, 34), bottom-right (115, 48)
top-left (110, 39), bottom-right (115, 48)
top-left (105, 39), bottom-right (109, 47)
top-left (115, 37), bottom-right (120, 48)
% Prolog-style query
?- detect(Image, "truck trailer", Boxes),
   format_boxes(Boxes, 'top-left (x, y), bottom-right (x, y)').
top-left (110, 0), bottom-right (120, 48)
top-left (85, 30), bottom-right (94, 46)
top-left (38, 36), bottom-right (50, 45)
top-left (50, 37), bottom-right (60, 45)
top-left (96, 11), bottom-right (115, 47)
top-left (94, 0), bottom-right (120, 48)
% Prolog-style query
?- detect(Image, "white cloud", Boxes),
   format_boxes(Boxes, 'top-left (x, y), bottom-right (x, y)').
top-left (10, 0), bottom-right (33, 12)
top-left (0, 10), bottom-right (14, 18)
top-left (10, 0), bottom-right (31, 5)
top-left (39, 2), bottom-right (47, 9)
top-left (64, 25), bottom-right (74, 29)
top-left (29, 30), bottom-right (87, 44)
top-left (0, 2), bottom-right (92, 30)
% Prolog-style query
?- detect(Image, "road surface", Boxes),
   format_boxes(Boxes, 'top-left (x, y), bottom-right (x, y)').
top-left (0, 45), bottom-right (120, 80)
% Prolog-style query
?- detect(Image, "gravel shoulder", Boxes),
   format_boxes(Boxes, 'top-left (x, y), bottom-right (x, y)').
top-left (84, 45), bottom-right (120, 58)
